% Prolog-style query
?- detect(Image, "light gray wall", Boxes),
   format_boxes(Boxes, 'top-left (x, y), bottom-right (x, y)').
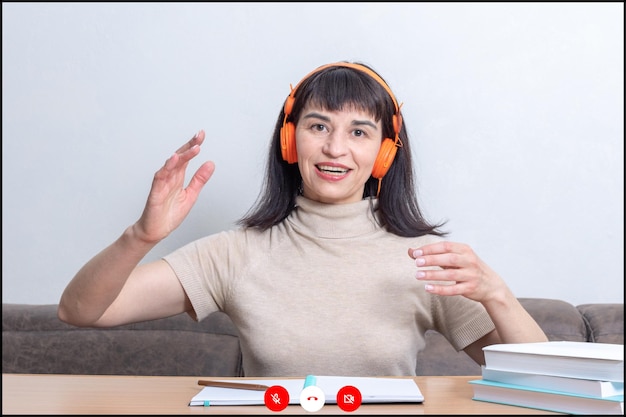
top-left (2, 3), bottom-right (623, 306)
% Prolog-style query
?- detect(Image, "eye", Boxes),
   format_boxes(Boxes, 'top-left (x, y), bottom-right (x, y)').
top-left (353, 129), bottom-right (367, 138)
top-left (311, 123), bottom-right (328, 133)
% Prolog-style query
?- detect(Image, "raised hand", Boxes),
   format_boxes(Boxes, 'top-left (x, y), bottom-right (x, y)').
top-left (132, 130), bottom-right (215, 244)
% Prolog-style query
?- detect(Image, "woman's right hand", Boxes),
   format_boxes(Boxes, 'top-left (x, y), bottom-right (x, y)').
top-left (132, 130), bottom-right (215, 244)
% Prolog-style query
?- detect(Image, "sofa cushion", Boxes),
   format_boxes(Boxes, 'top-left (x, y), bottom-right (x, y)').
top-left (2, 304), bottom-right (243, 376)
top-left (577, 303), bottom-right (624, 344)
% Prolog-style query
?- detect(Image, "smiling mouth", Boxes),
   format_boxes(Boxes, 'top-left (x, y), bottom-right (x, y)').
top-left (316, 165), bottom-right (350, 176)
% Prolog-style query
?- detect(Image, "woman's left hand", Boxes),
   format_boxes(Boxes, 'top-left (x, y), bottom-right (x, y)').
top-left (408, 241), bottom-right (506, 303)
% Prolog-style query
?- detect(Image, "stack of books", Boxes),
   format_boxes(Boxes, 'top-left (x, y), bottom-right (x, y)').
top-left (469, 341), bottom-right (624, 414)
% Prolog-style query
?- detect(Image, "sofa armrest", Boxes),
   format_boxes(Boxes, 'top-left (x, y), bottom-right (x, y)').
top-left (518, 298), bottom-right (587, 341)
top-left (577, 303), bottom-right (624, 344)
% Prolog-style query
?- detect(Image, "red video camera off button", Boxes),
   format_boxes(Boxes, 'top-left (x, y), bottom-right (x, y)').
top-left (264, 385), bottom-right (289, 412)
top-left (337, 385), bottom-right (362, 412)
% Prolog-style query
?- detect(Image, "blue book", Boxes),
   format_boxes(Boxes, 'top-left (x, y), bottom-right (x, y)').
top-left (469, 378), bottom-right (624, 415)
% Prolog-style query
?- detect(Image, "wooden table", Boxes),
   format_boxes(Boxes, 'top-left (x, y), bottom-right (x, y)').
top-left (2, 374), bottom-right (561, 414)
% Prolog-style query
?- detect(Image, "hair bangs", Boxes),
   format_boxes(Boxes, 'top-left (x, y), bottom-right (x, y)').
top-left (296, 67), bottom-right (388, 122)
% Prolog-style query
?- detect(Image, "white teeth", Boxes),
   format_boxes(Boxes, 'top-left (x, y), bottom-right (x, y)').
top-left (318, 165), bottom-right (348, 174)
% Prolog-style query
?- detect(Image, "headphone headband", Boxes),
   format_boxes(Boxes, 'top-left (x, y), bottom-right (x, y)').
top-left (284, 62), bottom-right (401, 117)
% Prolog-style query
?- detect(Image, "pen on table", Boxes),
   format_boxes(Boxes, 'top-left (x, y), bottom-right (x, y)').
top-left (197, 380), bottom-right (270, 391)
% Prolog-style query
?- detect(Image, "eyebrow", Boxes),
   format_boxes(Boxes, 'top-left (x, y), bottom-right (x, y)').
top-left (301, 112), bottom-right (379, 130)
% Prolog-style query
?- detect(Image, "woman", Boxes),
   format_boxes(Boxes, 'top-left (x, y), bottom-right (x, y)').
top-left (58, 61), bottom-right (547, 377)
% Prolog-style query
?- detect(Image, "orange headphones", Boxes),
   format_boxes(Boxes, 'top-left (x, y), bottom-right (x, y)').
top-left (280, 62), bottom-right (403, 181)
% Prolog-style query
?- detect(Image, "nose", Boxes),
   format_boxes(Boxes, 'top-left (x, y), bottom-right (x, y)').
top-left (322, 132), bottom-right (349, 157)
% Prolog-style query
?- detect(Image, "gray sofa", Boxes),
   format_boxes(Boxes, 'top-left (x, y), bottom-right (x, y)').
top-left (2, 298), bottom-right (623, 377)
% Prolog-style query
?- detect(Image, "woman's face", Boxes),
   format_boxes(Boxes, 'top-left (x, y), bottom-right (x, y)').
top-left (295, 104), bottom-right (382, 204)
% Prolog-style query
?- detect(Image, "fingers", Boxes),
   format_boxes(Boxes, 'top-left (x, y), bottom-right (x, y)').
top-left (409, 241), bottom-right (492, 300)
top-left (409, 241), bottom-right (469, 287)
top-left (416, 261), bottom-right (474, 296)
top-left (153, 131), bottom-right (210, 191)
top-left (158, 148), bottom-right (196, 181)
top-left (424, 281), bottom-right (474, 296)
top-left (174, 130), bottom-right (205, 154)
top-left (409, 241), bottom-right (468, 258)
top-left (162, 130), bottom-right (206, 173)
top-left (409, 241), bottom-right (470, 270)
top-left (186, 161), bottom-right (216, 195)
top-left (416, 265), bottom-right (463, 283)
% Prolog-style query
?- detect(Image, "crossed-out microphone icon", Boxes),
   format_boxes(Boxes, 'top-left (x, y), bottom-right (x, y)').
top-left (264, 385), bottom-right (289, 412)
top-left (270, 392), bottom-right (281, 404)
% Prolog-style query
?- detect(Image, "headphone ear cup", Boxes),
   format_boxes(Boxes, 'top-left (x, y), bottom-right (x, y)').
top-left (371, 138), bottom-right (398, 179)
top-left (280, 122), bottom-right (298, 164)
